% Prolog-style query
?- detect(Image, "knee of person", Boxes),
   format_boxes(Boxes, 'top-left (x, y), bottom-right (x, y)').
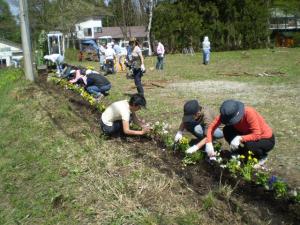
top-left (194, 125), bottom-right (204, 136)
top-left (213, 129), bottom-right (224, 139)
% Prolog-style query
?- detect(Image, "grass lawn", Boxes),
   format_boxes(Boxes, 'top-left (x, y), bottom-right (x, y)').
top-left (0, 47), bottom-right (299, 224)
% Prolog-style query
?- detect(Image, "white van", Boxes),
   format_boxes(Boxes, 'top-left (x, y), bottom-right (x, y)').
top-left (97, 36), bottom-right (112, 45)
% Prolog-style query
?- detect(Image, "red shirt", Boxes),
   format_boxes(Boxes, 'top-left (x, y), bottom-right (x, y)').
top-left (206, 106), bottom-right (273, 143)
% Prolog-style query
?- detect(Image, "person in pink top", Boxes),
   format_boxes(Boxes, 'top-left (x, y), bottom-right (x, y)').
top-left (205, 100), bottom-right (275, 166)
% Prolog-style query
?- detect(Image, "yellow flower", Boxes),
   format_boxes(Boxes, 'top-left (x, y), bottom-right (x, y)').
top-left (253, 158), bottom-right (258, 163)
top-left (240, 155), bottom-right (245, 159)
top-left (248, 156), bottom-right (252, 160)
top-left (248, 150), bottom-right (253, 155)
top-left (180, 137), bottom-right (189, 145)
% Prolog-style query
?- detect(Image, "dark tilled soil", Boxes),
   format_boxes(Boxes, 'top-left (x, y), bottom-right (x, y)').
top-left (32, 72), bottom-right (300, 225)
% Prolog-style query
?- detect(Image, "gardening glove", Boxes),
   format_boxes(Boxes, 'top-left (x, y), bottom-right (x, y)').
top-left (230, 136), bottom-right (242, 150)
top-left (141, 64), bottom-right (145, 72)
top-left (186, 145), bottom-right (199, 154)
top-left (205, 142), bottom-right (215, 157)
top-left (174, 131), bottom-right (183, 142)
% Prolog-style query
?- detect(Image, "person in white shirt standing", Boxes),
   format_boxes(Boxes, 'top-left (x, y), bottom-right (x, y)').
top-left (100, 94), bottom-right (150, 136)
top-left (154, 40), bottom-right (165, 70)
top-left (104, 43), bottom-right (116, 74)
top-left (202, 36), bottom-right (211, 65)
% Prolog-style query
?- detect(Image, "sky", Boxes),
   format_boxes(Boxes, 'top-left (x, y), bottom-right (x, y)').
top-left (5, 0), bottom-right (19, 16)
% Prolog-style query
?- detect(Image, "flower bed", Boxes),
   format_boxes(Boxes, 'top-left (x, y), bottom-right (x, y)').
top-left (48, 76), bottom-right (106, 112)
top-left (47, 72), bottom-right (300, 218)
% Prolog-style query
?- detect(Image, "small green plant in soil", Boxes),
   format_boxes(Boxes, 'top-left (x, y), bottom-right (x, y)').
top-left (177, 136), bottom-right (190, 153)
top-left (182, 151), bottom-right (205, 166)
top-left (239, 151), bottom-right (258, 182)
top-left (272, 179), bottom-right (288, 199)
top-left (226, 155), bottom-right (241, 178)
top-left (255, 172), bottom-right (269, 189)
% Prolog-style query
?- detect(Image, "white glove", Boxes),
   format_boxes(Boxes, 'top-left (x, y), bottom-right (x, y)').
top-left (174, 131), bottom-right (183, 142)
top-left (205, 142), bottom-right (215, 157)
top-left (230, 136), bottom-right (242, 150)
top-left (141, 64), bottom-right (145, 72)
top-left (186, 145), bottom-right (199, 154)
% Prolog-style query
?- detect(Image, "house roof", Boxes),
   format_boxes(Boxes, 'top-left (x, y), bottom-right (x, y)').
top-left (0, 38), bottom-right (22, 50)
top-left (95, 26), bottom-right (147, 39)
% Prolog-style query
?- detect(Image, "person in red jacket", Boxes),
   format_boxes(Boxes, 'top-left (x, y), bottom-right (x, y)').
top-left (205, 99), bottom-right (275, 166)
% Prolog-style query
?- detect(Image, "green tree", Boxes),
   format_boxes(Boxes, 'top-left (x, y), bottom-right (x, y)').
top-left (0, 0), bottom-right (20, 42)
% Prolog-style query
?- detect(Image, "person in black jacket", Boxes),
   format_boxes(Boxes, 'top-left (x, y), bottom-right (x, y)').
top-left (70, 69), bottom-right (111, 98)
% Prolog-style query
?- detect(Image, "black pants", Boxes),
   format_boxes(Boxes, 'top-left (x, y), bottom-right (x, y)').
top-left (133, 68), bottom-right (144, 95)
top-left (223, 126), bottom-right (275, 160)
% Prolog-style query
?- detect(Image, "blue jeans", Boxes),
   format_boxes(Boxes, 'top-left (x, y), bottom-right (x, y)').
top-left (185, 121), bottom-right (223, 140)
top-left (156, 56), bottom-right (164, 70)
top-left (133, 68), bottom-right (144, 95)
top-left (86, 84), bottom-right (111, 97)
top-left (203, 49), bottom-right (210, 64)
top-left (100, 120), bottom-right (123, 135)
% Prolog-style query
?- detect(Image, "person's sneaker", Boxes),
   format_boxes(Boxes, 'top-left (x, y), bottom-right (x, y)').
top-left (253, 156), bottom-right (268, 169)
top-left (94, 93), bottom-right (104, 102)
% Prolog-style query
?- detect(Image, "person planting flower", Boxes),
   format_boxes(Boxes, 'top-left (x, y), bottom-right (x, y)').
top-left (174, 100), bottom-right (223, 155)
top-left (100, 93), bottom-right (150, 136)
top-left (205, 99), bottom-right (275, 168)
top-left (69, 69), bottom-right (111, 100)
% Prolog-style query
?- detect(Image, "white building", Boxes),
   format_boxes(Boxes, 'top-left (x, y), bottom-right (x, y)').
top-left (75, 19), bottom-right (103, 39)
top-left (0, 39), bottom-right (23, 68)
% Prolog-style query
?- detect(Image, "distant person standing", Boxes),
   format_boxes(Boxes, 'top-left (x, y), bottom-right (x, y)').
top-left (202, 36), bottom-right (210, 65)
top-left (112, 42), bottom-right (124, 71)
top-left (99, 42), bottom-right (106, 68)
top-left (104, 43), bottom-right (116, 74)
top-left (155, 40), bottom-right (165, 70)
top-left (129, 38), bottom-right (146, 96)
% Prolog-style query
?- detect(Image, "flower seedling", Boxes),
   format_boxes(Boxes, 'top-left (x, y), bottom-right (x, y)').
top-left (182, 151), bottom-right (205, 166)
top-left (177, 137), bottom-right (190, 153)
top-left (226, 156), bottom-right (241, 177)
top-left (255, 171), bottom-right (269, 189)
top-left (271, 179), bottom-right (288, 199)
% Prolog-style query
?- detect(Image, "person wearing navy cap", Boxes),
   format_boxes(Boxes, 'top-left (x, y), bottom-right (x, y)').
top-left (174, 100), bottom-right (223, 154)
top-left (205, 99), bottom-right (275, 167)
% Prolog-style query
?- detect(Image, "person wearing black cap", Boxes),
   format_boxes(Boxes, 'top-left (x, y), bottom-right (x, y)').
top-left (100, 93), bottom-right (150, 136)
top-left (174, 100), bottom-right (223, 154)
top-left (205, 99), bottom-right (275, 167)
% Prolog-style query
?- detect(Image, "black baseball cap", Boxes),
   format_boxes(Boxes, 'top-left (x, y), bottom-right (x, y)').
top-left (182, 100), bottom-right (201, 122)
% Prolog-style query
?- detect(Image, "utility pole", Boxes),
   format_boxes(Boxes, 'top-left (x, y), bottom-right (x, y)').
top-left (19, 0), bottom-right (35, 81)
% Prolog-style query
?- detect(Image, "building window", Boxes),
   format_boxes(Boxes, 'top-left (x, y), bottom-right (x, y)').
top-left (84, 28), bottom-right (92, 36)
top-left (94, 27), bottom-right (102, 33)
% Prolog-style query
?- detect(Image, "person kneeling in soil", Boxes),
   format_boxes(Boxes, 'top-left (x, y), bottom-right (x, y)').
top-left (100, 94), bottom-right (150, 136)
top-left (174, 100), bottom-right (223, 154)
top-left (69, 69), bottom-right (111, 99)
top-left (205, 99), bottom-right (275, 168)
